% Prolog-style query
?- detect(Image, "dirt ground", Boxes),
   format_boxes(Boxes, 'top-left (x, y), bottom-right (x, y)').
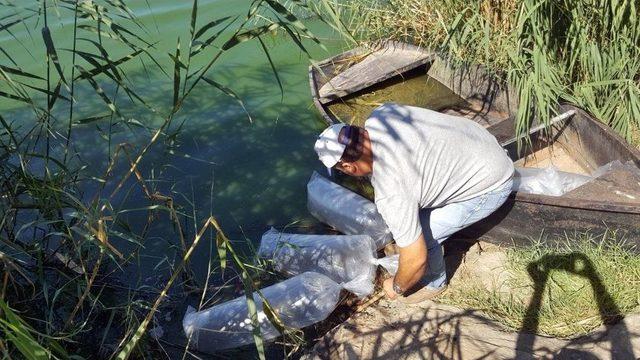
top-left (303, 242), bottom-right (640, 359)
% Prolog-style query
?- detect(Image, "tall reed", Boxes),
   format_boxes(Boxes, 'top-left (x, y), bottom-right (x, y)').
top-left (343, 0), bottom-right (640, 143)
top-left (0, 0), bottom-right (347, 358)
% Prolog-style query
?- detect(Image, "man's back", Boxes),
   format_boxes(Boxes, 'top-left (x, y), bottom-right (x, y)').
top-left (366, 103), bottom-right (514, 211)
top-left (314, 103), bottom-right (516, 298)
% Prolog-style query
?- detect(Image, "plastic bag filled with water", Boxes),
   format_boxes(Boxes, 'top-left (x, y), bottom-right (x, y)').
top-left (183, 272), bottom-right (342, 353)
top-left (307, 171), bottom-right (392, 249)
top-left (258, 228), bottom-right (385, 297)
top-left (513, 167), bottom-right (592, 196)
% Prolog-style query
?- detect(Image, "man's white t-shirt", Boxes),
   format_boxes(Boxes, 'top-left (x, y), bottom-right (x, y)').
top-left (366, 103), bottom-right (514, 247)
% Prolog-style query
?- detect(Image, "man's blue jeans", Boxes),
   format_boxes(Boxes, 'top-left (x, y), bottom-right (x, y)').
top-left (419, 178), bottom-right (513, 289)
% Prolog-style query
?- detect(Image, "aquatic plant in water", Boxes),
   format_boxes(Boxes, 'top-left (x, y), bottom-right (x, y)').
top-left (0, 0), bottom-right (350, 358)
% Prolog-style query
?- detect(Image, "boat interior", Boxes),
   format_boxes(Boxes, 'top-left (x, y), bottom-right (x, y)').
top-left (319, 65), bottom-right (634, 169)
top-left (316, 54), bottom-right (640, 202)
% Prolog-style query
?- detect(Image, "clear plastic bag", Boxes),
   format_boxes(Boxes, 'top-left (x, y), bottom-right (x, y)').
top-left (591, 160), bottom-right (640, 178)
top-left (513, 167), bottom-right (592, 196)
top-left (307, 171), bottom-right (393, 249)
top-left (258, 228), bottom-right (378, 297)
top-left (376, 254), bottom-right (399, 276)
top-left (183, 272), bottom-right (342, 353)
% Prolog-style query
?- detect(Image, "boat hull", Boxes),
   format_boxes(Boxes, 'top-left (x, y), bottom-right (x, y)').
top-left (310, 42), bottom-right (640, 246)
top-left (461, 196), bottom-right (640, 247)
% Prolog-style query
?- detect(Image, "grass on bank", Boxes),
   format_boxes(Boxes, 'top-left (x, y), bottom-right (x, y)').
top-left (440, 232), bottom-right (640, 338)
top-left (341, 0), bottom-right (640, 145)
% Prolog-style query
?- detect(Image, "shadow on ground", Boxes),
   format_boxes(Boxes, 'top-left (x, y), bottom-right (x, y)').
top-left (515, 252), bottom-right (635, 359)
top-left (304, 246), bottom-right (639, 359)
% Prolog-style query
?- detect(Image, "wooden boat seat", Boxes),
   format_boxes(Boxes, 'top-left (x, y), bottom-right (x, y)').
top-left (318, 45), bottom-right (434, 103)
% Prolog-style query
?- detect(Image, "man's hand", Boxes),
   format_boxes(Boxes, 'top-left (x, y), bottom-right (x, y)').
top-left (382, 234), bottom-right (428, 300)
top-left (383, 277), bottom-right (398, 300)
top-left (394, 234), bottom-right (428, 292)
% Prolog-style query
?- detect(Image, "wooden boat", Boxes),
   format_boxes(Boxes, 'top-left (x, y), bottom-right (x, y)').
top-left (309, 41), bottom-right (640, 246)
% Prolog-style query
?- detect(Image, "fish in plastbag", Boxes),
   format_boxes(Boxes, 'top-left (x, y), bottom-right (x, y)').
top-left (183, 272), bottom-right (343, 353)
top-left (258, 228), bottom-right (397, 298)
top-left (307, 171), bottom-right (393, 249)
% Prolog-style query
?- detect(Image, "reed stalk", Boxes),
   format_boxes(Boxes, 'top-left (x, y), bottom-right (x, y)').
top-left (0, 0), bottom-right (347, 358)
top-left (344, 0), bottom-right (640, 144)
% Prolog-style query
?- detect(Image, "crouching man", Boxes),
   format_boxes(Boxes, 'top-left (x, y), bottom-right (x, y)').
top-left (314, 103), bottom-right (514, 303)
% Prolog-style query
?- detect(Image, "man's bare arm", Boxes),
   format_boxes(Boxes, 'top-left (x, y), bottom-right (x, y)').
top-left (384, 234), bottom-right (427, 298)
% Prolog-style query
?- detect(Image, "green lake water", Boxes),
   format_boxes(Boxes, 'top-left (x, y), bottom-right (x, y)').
top-left (2, 2), bottom-right (354, 355)
top-left (1, 1), bottom-right (467, 273)
top-left (1, 0), bottom-right (350, 282)
top-left (0, 1), bottom-right (464, 356)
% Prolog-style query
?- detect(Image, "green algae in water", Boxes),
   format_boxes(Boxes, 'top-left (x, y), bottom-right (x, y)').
top-left (327, 74), bottom-right (467, 126)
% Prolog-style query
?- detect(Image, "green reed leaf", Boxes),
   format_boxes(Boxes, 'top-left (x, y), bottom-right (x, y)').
top-left (222, 22), bottom-right (280, 50)
top-left (41, 26), bottom-right (68, 86)
top-left (193, 16), bottom-right (232, 40)
top-left (257, 35), bottom-right (284, 102)
top-left (172, 38), bottom-right (181, 111)
top-left (265, 0), bottom-right (325, 50)
top-left (190, 16), bottom-right (238, 57)
top-left (0, 65), bottom-right (44, 80)
top-left (74, 64), bottom-right (122, 118)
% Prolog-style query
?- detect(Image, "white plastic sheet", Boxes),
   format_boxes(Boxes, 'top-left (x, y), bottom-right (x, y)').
top-left (258, 228), bottom-right (379, 297)
top-left (183, 272), bottom-right (342, 353)
top-left (307, 171), bottom-right (393, 249)
top-left (513, 167), bottom-right (592, 196)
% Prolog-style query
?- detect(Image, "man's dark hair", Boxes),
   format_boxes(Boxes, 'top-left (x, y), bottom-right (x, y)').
top-left (338, 125), bottom-right (364, 163)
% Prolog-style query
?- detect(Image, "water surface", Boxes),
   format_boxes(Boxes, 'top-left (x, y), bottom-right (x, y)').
top-left (1, 0), bottom-right (347, 285)
top-left (328, 74), bottom-right (466, 126)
